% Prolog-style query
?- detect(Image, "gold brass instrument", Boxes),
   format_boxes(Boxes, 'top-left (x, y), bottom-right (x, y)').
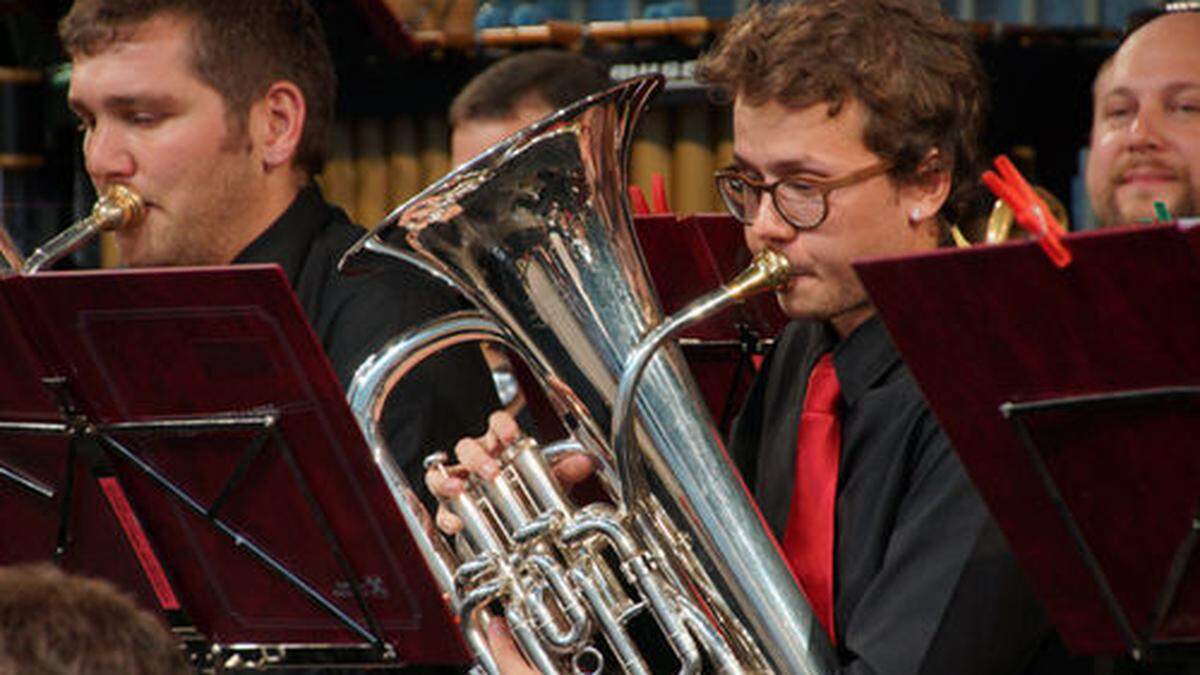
top-left (953, 185), bottom-right (1069, 247)
top-left (982, 185), bottom-right (1070, 244)
top-left (341, 74), bottom-right (834, 674)
top-left (0, 184), bottom-right (144, 275)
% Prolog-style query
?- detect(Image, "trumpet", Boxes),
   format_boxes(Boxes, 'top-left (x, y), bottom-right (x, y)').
top-left (342, 75), bottom-right (834, 674)
top-left (0, 184), bottom-right (144, 275)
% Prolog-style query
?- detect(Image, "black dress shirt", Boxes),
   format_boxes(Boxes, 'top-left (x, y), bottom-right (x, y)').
top-left (235, 184), bottom-right (500, 507)
top-left (730, 315), bottom-right (1084, 675)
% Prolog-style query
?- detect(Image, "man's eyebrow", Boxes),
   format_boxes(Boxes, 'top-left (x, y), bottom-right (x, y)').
top-left (1165, 81), bottom-right (1200, 96)
top-left (69, 93), bottom-right (179, 114)
top-left (1098, 86), bottom-right (1134, 101)
top-left (102, 93), bottom-right (176, 109)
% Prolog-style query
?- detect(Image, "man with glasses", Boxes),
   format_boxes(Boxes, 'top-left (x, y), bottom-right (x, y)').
top-left (1087, 3), bottom-right (1200, 228)
top-left (428, 0), bottom-right (1083, 672)
top-left (698, 1), bottom-right (1079, 672)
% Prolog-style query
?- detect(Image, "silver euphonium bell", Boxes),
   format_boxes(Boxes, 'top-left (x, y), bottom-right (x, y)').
top-left (0, 184), bottom-right (144, 275)
top-left (341, 75), bottom-right (835, 674)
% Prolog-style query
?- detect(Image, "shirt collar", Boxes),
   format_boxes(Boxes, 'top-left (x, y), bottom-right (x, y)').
top-left (828, 314), bottom-right (902, 406)
top-left (233, 184), bottom-right (327, 286)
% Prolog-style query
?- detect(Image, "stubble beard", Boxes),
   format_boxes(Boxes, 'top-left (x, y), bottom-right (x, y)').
top-left (123, 131), bottom-right (259, 267)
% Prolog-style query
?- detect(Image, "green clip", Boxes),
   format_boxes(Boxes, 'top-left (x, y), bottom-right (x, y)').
top-left (1154, 201), bottom-right (1172, 223)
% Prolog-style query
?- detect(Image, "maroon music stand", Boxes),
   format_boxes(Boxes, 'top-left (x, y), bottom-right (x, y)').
top-left (0, 265), bottom-right (469, 670)
top-left (855, 223), bottom-right (1200, 663)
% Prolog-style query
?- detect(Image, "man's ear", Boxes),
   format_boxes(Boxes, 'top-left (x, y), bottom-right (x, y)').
top-left (901, 148), bottom-right (952, 231)
top-left (250, 80), bottom-right (306, 171)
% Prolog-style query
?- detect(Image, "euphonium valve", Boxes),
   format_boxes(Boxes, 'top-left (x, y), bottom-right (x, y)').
top-left (22, 184), bottom-right (144, 273)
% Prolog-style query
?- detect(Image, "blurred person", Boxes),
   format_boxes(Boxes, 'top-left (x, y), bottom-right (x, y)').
top-left (0, 563), bottom-right (188, 675)
top-left (449, 49), bottom-right (612, 167)
top-left (1086, 8), bottom-right (1200, 227)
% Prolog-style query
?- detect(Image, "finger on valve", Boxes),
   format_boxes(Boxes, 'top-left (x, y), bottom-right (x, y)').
top-left (550, 452), bottom-right (596, 488)
top-left (486, 409), bottom-right (523, 446)
top-left (423, 452), bottom-right (465, 535)
top-left (423, 409), bottom-right (526, 536)
top-left (455, 434), bottom-right (501, 480)
top-left (456, 410), bottom-right (523, 479)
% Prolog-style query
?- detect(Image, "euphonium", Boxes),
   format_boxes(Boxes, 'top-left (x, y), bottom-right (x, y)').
top-left (0, 184), bottom-right (144, 275)
top-left (341, 75), bottom-right (834, 674)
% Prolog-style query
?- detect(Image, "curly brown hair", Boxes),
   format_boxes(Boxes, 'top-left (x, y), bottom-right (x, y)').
top-left (0, 564), bottom-right (188, 674)
top-left (696, 0), bottom-right (988, 226)
top-left (59, 0), bottom-right (336, 176)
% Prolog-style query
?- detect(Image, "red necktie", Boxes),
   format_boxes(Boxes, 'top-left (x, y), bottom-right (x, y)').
top-left (782, 352), bottom-right (841, 644)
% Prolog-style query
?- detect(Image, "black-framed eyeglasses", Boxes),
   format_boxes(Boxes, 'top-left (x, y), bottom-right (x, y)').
top-left (1124, 2), bottom-right (1200, 41)
top-left (713, 161), bottom-right (893, 231)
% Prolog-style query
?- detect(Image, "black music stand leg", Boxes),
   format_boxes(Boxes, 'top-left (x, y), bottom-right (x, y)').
top-left (718, 324), bottom-right (760, 434)
top-left (53, 440), bottom-right (78, 564)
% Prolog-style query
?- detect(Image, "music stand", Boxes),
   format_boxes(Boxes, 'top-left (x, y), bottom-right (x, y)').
top-left (0, 265), bottom-right (468, 670)
top-left (855, 223), bottom-right (1200, 662)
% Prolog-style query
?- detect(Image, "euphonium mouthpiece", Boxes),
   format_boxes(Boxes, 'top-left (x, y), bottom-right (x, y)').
top-left (23, 185), bottom-right (145, 273)
top-left (725, 248), bottom-right (792, 300)
top-left (91, 184), bottom-right (146, 232)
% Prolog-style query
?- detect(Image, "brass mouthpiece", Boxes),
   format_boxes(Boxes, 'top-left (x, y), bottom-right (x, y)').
top-left (92, 184), bottom-right (146, 232)
top-left (724, 248), bottom-right (791, 300)
top-left (22, 185), bottom-right (145, 273)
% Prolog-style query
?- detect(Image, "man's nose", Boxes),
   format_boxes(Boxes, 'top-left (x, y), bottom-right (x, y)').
top-left (83, 122), bottom-right (136, 183)
top-left (1127, 106), bottom-right (1167, 151)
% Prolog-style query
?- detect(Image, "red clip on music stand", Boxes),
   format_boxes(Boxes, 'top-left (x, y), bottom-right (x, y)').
top-left (0, 265), bottom-right (468, 670)
top-left (855, 223), bottom-right (1200, 663)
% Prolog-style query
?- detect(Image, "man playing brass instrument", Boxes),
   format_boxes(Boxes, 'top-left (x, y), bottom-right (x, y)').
top-left (58, 0), bottom-right (498, 509)
top-left (429, 0), bottom-right (1083, 673)
top-left (1087, 6), bottom-right (1200, 228)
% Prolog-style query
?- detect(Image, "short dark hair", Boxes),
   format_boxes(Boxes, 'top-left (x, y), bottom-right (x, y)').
top-left (60, 0), bottom-right (336, 176)
top-left (449, 50), bottom-right (612, 127)
top-left (696, 0), bottom-right (988, 227)
top-left (0, 564), bottom-right (189, 674)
